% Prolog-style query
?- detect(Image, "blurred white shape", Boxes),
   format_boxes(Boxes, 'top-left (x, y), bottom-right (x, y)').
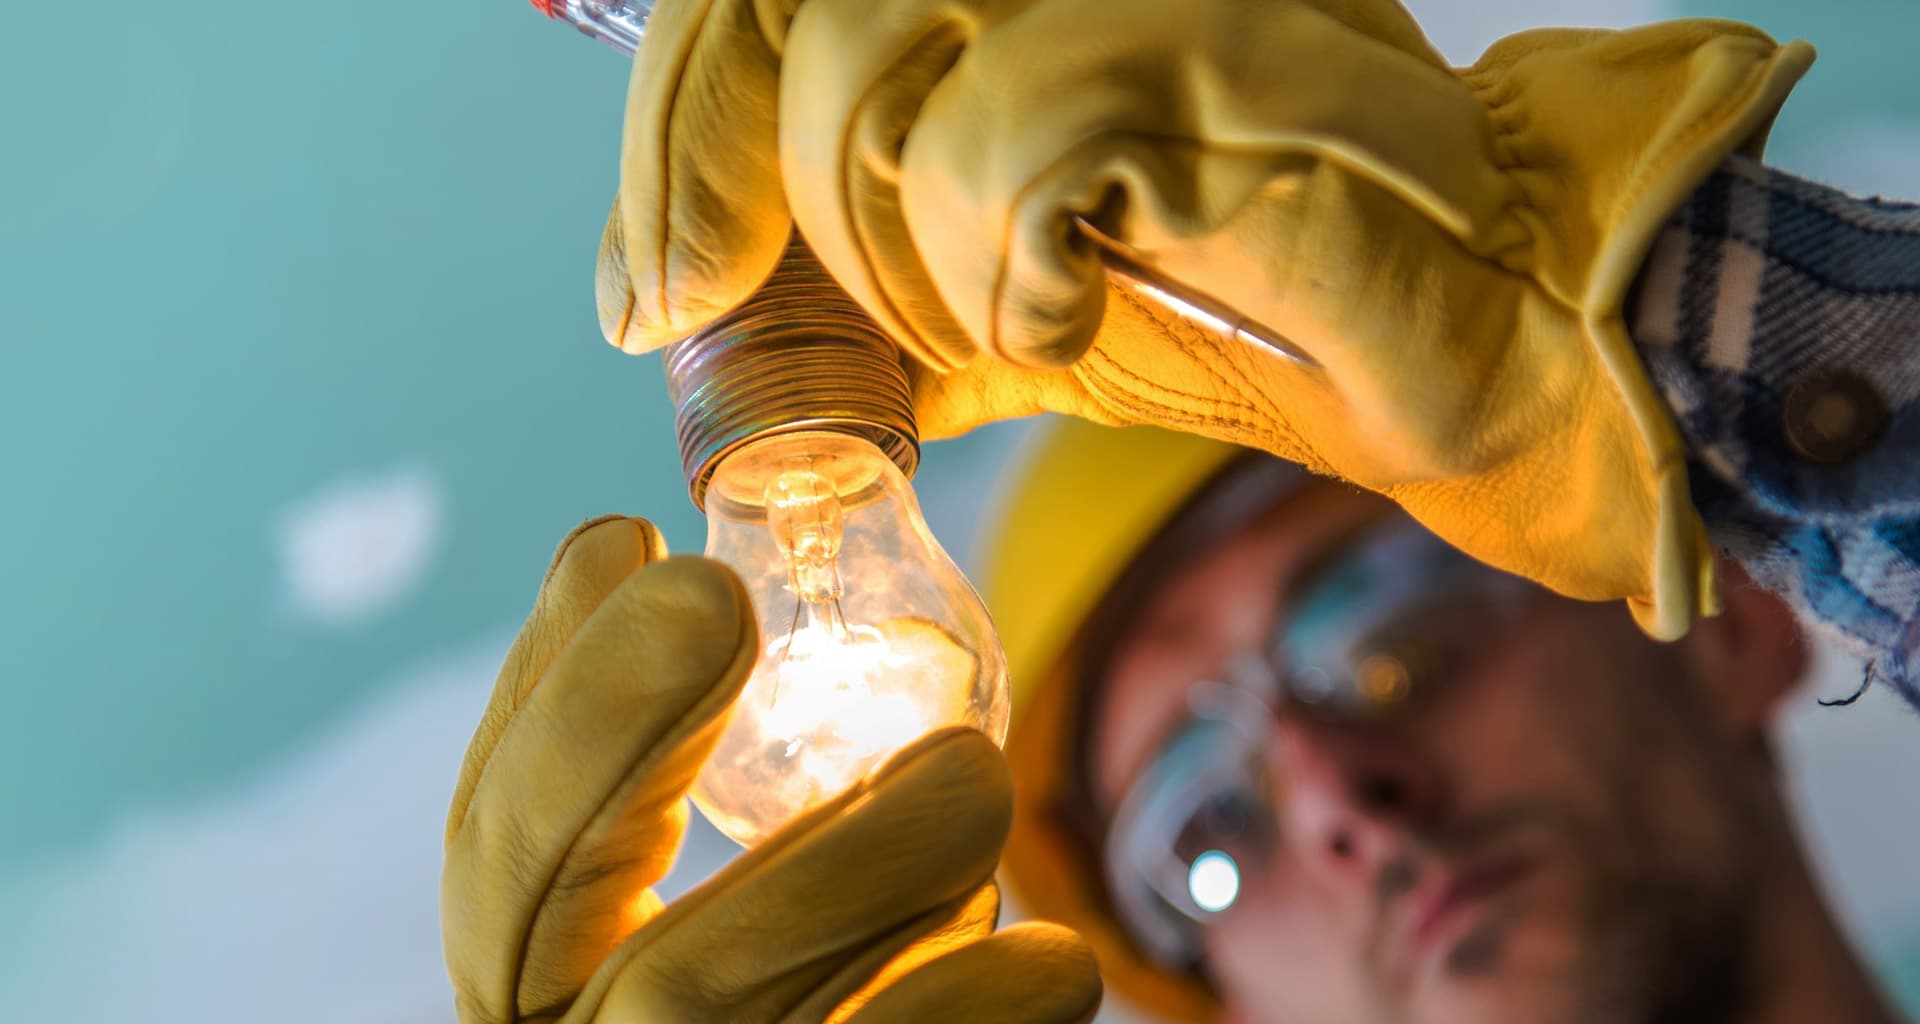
top-left (0, 628), bottom-right (740, 1023)
top-left (1189, 850), bottom-right (1242, 913)
top-left (1779, 114), bottom-right (1920, 201)
top-left (0, 636), bottom-right (502, 1022)
top-left (277, 467), bottom-right (444, 626)
top-left (1400, 0), bottom-right (1663, 66)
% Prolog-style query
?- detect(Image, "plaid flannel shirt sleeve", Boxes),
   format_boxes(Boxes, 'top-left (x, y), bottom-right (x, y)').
top-left (1628, 154), bottom-right (1920, 707)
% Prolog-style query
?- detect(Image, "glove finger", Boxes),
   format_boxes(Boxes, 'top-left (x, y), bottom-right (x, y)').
top-left (780, 0), bottom-right (1012, 374)
top-left (843, 923), bottom-right (1102, 1024)
top-left (445, 542), bottom-right (758, 1022)
top-left (823, 883), bottom-right (1001, 1024)
top-left (895, 0), bottom-right (1485, 371)
top-left (604, 0), bottom-right (793, 353)
top-left (445, 514), bottom-right (674, 1023)
top-left (594, 199), bottom-right (639, 349)
top-left (567, 727), bottom-right (1015, 1022)
top-left (446, 515), bottom-right (668, 848)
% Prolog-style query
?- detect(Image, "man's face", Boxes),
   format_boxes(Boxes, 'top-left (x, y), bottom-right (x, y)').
top-left (1093, 484), bottom-right (1791, 1024)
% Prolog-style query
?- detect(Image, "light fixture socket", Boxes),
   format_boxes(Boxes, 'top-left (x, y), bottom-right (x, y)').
top-left (663, 234), bottom-right (920, 509)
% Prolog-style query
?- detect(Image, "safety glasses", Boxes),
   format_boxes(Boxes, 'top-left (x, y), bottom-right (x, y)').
top-left (1102, 519), bottom-right (1536, 969)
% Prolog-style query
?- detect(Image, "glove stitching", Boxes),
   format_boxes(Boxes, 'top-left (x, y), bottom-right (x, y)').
top-left (1125, 286), bottom-right (1292, 424)
top-left (1098, 293), bottom-right (1274, 420)
top-left (1074, 343), bottom-right (1322, 470)
top-left (1139, 290), bottom-right (1312, 449)
top-left (1072, 289), bottom-right (1310, 457)
top-left (1084, 108), bottom-right (1590, 483)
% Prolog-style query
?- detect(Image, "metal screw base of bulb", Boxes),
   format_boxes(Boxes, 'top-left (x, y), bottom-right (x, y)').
top-left (664, 235), bottom-right (920, 509)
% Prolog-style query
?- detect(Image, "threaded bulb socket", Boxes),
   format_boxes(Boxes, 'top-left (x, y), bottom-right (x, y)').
top-left (663, 235), bottom-right (919, 509)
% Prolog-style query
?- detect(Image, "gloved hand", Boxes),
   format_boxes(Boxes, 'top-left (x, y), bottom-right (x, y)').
top-left (441, 515), bottom-right (1101, 1024)
top-left (597, 0), bottom-right (1814, 639)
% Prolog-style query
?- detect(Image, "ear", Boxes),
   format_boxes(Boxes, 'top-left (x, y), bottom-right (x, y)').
top-left (1681, 556), bottom-right (1809, 739)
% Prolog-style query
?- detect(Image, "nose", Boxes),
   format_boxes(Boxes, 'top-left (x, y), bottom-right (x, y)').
top-left (1271, 715), bottom-right (1447, 881)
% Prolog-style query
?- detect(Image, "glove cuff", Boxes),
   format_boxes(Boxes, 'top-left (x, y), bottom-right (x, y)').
top-left (1464, 21), bottom-right (1815, 636)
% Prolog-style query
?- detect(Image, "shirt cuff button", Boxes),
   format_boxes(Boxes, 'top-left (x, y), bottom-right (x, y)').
top-left (1782, 370), bottom-right (1889, 466)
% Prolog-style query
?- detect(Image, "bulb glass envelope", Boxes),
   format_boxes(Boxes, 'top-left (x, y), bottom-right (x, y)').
top-left (692, 430), bottom-right (1011, 845)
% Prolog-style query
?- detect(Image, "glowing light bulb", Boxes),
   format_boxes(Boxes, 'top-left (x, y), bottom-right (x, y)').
top-left (691, 430), bottom-right (1009, 846)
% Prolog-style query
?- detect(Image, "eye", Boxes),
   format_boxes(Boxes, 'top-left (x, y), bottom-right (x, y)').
top-left (1200, 785), bottom-right (1264, 839)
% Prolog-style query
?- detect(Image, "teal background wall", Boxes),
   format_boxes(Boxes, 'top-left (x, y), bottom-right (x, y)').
top-left (1, 1), bottom-right (1915, 1019)
top-left (0, 0), bottom-right (695, 865)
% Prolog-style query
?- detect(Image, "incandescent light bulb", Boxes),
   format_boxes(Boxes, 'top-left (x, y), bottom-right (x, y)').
top-left (661, 237), bottom-right (1009, 847)
top-left (691, 430), bottom-right (1008, 846)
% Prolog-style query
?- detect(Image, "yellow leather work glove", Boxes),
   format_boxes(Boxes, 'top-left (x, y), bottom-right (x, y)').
top-left (440, 515), bottom-right (1101, 1023)
top-left (595, 0), bottom-right (1816, 638)
top-left (769, 2), bottom-right (1816, 639)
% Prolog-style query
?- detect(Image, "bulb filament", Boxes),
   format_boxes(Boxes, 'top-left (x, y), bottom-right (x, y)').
top-left (766, 458), bottom-right (864, 711)
top-left (753, 455), bottom-right (947, 765)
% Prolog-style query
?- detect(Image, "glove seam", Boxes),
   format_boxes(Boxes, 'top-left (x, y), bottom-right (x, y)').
top-left (1579, 40), bottom-right (1812, 633)
top-left (827, 20), bottom-right (973, 374)
top-left (1078, 290), bottom-right (1292, 436)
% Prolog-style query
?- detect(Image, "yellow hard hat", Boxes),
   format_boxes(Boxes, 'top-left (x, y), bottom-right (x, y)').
top-left (978, 416), bottom-right (1250, 1021)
